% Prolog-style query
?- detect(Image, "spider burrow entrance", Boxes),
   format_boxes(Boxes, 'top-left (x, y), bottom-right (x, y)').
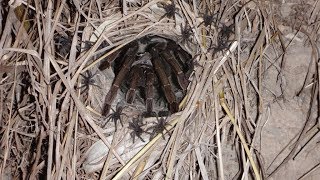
top-left (99, 35), bottom-right (194, 117)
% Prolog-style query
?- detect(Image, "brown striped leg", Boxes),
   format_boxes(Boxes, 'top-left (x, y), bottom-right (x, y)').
top-left (102, 44), bottom-right (138, 116)
top-left (150, 47), bottom-right (179, 113)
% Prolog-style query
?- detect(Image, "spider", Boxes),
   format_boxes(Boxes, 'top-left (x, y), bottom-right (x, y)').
top-left (218, 24), bottom-right (234, 42)
top-left (179, 24), bottom-right (193, 45)
top-left (78, 71), bottom-right (100, 93)
top-left (147, 114), bottom-right (171, 140)
top-left (103, 103), bottom-right (127, 130)
top-left (210, 24), bottom-right (234, 53)
top-left (199, 6), bottom-right (218, 28)
top-left (128, 116), bottom-right (147, 143)
top-left (159, 0), bottom-right (179, 19)
top-left (100, 35), bottom-right (193, 117)
top-left (54, 34), bottom-right (72, 57)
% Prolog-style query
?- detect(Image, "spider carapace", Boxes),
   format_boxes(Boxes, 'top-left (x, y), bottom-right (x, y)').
top-left (99, 35), bottom-right (194, 117)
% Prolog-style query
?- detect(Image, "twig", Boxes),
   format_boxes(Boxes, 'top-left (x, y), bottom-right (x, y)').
top-left (219, 91), bottom-right (261, 180)
top-left (214, 91), bottom-right (225, 180)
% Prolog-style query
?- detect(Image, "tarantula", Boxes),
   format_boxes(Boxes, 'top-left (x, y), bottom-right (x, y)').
top-left (159, 0), bottom-right (179, 19)
top-left (54, 34), bottom-right (72, 57)
top-left (78, 71), bottom-right (100, 93)
top-left (210, 24), bottom-right (235, 53)
top-left (147, 114), bottom-right (171, 140)
top-left (199, 6), bottom-right (218, 28)
top-left (103, 103), bottom-right (127, 130)
top-left (128, 116), bottom-right (146, 143)
top-left (100, 35), bottom-right (193, 117)
top-left (179, 24), bottom-right (193, 45)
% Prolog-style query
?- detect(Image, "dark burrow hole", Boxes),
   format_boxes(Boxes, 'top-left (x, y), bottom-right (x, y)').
top-left (99, 35), bottom-right (194, 117)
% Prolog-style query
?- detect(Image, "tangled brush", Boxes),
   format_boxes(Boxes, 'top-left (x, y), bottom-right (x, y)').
top-left (6, 0), bottom-right (318, 179)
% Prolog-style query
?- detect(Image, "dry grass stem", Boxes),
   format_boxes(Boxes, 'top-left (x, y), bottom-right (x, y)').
top-left (1, 0), bottom-right (318, 179)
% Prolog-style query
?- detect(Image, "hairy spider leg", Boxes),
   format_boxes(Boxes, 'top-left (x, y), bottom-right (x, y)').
top-left (126, 65), bottom-right (143, 104)
top-left (99, 49), bottom-right (121, 70)
top-left (102, 45), bottom-right (138, 116)
top-left (167, 42), bottom-right (199, 72)
top-left (145, 67), bottom-right (155, 114)
top-left (176, 48), bottom-right (195, 76)
top-left (130, 131), bottom-right (145, 143)
top-left (150, 47), bottom-right (179, 113)
top-left (166, 43), bottom-right (191, 64)
top-left (160, 50), bottom-right (189, 91)
top-left (126, 53), bottom-right (153, 110)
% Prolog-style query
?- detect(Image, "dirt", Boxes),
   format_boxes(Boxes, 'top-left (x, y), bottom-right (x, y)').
top-left (257, 6), bottom-right (320, 179)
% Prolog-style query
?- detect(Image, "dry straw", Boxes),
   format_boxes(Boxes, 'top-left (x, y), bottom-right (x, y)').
top-left (5, 0), bottom-right (316, 179)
